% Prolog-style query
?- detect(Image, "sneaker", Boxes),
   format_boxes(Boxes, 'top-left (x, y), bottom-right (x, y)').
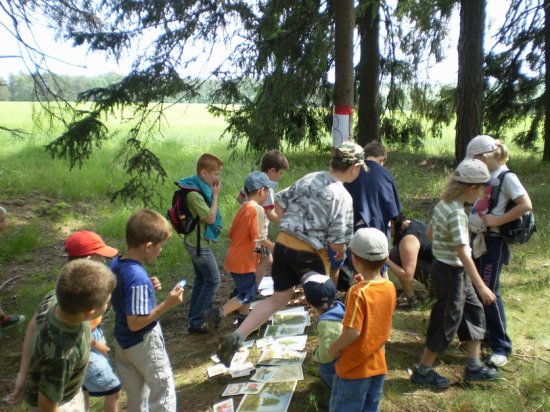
top-left (411, 368), bottom-right (450, 389)
top-left (204, 308), bottom-right (222, 333)
top-left (486, 353), bottom-right (508, 368)
top-left (397, 292), bottom-right (419, 309)
top-left (0, 314), bottom-right (25, 328)
top-left (217, 333), bottom-right (242, 367)
top-left (464, 365), bottom-right (500, 382)
top-left (187, 325), bottom-right (208, 334)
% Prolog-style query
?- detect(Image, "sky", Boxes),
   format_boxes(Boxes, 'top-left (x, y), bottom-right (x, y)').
top-left (0, 4), bottom-right (506, 85)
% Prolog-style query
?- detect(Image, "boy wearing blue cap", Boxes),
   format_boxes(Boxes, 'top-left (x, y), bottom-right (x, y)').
top-left (302, 272), bottom-right (343, 389)
top-left (204, 172), bottom-right (277, 332)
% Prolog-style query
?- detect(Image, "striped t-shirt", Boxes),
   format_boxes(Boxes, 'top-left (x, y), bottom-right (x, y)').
top-left (110, 256), bottom-right (158, 349)
top-left (430, 200), bottom-right (470, 267)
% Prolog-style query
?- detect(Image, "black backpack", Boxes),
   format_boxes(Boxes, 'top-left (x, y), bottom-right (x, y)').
top-left (166, 183), bottom-right (206, 251)
top-left (488, 170), bottom-right (536, 244)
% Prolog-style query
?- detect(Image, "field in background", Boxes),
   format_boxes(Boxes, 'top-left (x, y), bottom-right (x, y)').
top-left (1, 102), bottom-right (549, 411)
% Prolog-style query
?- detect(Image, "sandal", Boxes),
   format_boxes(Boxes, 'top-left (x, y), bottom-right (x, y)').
top-left (397, 292), bottom-right (419, 309)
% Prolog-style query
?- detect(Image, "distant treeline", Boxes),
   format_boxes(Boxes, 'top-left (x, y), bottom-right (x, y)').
top-left (0, 73), bottom-right (253, 103)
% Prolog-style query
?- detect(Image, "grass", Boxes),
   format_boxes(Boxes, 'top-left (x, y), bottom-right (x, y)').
top-left (1, 102), bottom-right (549, 411)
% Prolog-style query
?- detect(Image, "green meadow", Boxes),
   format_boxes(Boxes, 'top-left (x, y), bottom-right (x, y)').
top-left (0, 101), bottom-right (549, 411)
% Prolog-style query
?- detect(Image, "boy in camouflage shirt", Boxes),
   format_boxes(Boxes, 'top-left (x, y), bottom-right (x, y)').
top-left (24, 260), bottom-right (116, 411)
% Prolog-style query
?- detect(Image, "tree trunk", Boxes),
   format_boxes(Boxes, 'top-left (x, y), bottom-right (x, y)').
top-left (455, 0), bottom-right (485, 164)
top-left (332, 0), bottom-right (355, 146)
top-left (357, 0), bottom-right (381, 146)
top-left (544, 0), bottom-right (550, 162)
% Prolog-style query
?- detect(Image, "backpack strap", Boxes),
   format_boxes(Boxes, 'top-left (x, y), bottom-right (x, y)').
top-left (175, 182), bottom-right (207, 256)
top-left (487, 170), bottom-right (513, 214)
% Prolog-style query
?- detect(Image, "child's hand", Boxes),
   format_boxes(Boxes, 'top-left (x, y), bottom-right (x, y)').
top-left (166, 284), bottom-right (185, 307)
top-left (353, 273), bottom-right (364, 283)
top-left (93, 340), bottom-right (110, 354)
top-left (212, 180), bottom-right (222, 195)
top-left (4, 370), bottom-right (26, 405)
top-left (477, 285), bottom-right (496, 305)
top-left (483, 214), bottom-right (500, 228)
top-left (150, 276), bottom-right (162, 291)
top-left (328, 344), bottom-right (341, 359)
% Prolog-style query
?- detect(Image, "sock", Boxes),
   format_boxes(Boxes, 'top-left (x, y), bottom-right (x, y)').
top-left (234, 330), bottom-right (245, 343)
top-left (466, 357), bottom-right (483, 370)
top-left (417, 363), bottom-right (432, 375)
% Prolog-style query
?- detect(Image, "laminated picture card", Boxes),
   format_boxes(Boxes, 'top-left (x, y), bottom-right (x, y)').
top-left (236, 381), bottom-right (297, 412)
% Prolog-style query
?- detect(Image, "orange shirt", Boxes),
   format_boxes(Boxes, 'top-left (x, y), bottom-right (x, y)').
top-left (224, 201), bottom-right (266, 274)
top-left (336, 279), bottom-right (396, 379)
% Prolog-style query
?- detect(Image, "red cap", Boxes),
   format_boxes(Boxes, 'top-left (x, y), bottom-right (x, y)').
top-left (64, 231), bottom-right (118, 258)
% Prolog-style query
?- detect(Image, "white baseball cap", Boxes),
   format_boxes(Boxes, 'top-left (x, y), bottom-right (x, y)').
top-left (454, 159), bottom-right (491, 184)
top-left (465, 135), bottom-right (498, 159)
top-left (349, 228), bottom-right (389, 261)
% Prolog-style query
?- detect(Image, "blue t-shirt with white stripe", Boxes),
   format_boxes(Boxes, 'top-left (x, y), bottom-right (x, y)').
top-left (110, 257), bottom-right (157, 349)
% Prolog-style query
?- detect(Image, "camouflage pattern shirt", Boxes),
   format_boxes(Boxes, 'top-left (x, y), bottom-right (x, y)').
top-left (24, 291), bottom-right (90, 407)
top-left (276, 171), bottom-right (354, 250)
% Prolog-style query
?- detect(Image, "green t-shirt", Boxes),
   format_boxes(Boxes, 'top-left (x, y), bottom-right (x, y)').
top-left (25, 291), bottom-right (91, 407)
top-left (431, 200), bottom-right (470, 267)
top-left (184, 191), bottom-right (213, 248)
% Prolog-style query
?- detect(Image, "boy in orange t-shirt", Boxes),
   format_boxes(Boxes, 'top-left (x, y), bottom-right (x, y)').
top-left (204, 172), bottom-right (276, 332)
top-left (329, 228), bottom-right (396, 411)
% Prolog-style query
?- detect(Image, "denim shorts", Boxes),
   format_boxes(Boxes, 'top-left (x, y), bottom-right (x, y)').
top-left (231, 273), bottom-right (257, 304)
top-left (83, 328), bottom-right (122, 397)
top-left (330, 374), bottom-right (385, 411)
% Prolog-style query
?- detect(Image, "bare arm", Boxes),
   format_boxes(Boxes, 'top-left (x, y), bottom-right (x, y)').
top-left (484, 193), bottom-right (532, 227)
top-left (456, 245), bottom-right (495, 305)
top-left (6, 314), bottom-right (37, 405)
top-left (265, 208), bottom-right (281, 225)
top-left (260, 238), bottom-right (275, 252)
top-left (127, 286), bottom-right (184, 332)
top-left (328, 327), bottom-right (361, 359)
top-left (388, 235), bottom-right (420, 281)
top-left (329, 243), bottom-right (346, 261)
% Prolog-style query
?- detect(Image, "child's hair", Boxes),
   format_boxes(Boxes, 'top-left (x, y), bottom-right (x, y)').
top-left (392, 213), bottom-right (408, 245)
top-left (260, 150), bottom-right (289, 172)
top-left (364, 141), bottom-right (387, 159)
top-left (352, 252), bottom-right (387, 273)
top-left (441, 175), bottom-right (478, 203)
top-left (196, 153), bottom-right (224, 174)
top-left (126, 209), bottom-right (171, 248)
top-left (56, 259), bottom-right (116, 315)
top-left (492, 143), bottom-right (509, 165)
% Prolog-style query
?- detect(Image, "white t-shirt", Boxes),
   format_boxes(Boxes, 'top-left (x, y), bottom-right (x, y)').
top-left (490, 165), bottom-right (526, 215)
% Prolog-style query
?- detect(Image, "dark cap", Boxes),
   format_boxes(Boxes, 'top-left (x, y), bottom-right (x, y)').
top-left (301, 271), bottom-right (337, 308)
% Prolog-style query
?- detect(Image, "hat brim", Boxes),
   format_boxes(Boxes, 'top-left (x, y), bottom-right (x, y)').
top-left (94, 245), bottom-right (119, 258)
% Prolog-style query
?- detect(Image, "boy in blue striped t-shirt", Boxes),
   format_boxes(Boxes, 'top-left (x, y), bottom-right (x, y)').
top-left (110, 209), bottom-right (185, 412)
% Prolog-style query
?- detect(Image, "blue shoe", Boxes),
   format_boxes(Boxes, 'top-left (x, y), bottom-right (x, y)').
top-left (411, 368), bottom-right (450, 389)
top-left (464, 365), bottom-right (500, 382)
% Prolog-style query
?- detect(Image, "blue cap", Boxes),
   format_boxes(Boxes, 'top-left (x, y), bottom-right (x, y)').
top-left (244, 171), bottom-right (278, 192)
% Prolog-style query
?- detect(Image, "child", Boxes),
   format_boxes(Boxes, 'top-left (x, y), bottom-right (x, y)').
top-left (23, 259), bottom-right (115, 410)
top-left (64, 231), bottom-right (122, 412)
top-left (411, 159), bottom-right (499, 389)
top-left (204, 172), bottom-right (276, 332)
top-left (177, 153), bottom-right (224, 334)
top-left (5, 232), bottom-right (120, 408)
top-left (236, 150), bottom-right (289, 286)
top-left (110, 209), bottom-right (184, 411)
top-left (0, 205), bottom-right (25, 328)
top-left (301, 272), bottom-right (342, 389)
top-left (470, 143), bottom-right (532, 367)
top-left (328, 228), bottom-right (396, 411)
top-left (217, 142), bottom-right (364, 367)
top-left (332, 141), bottom-right (402, 289)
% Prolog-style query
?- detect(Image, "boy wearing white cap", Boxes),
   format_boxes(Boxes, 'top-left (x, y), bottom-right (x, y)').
top-left (301, 272), bottom-right (342, 389)
top-left (328, 228), bottom-right (396, 412)
top-left (411, 159), bottom-right (500, 389)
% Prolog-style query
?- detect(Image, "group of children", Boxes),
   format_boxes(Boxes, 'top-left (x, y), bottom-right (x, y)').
top-left (2, 134), bottom-right (531, 411)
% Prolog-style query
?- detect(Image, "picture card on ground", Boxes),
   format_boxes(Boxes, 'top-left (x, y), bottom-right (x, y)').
top-left (222, 383), bottom-right (245, 397)
top-left (239, 382), bottom-right (265, 395)
top-left (230, 361), bottom-right (256, 378)
top-left (264, 324), bottom-right (305, 338)
top-left (236, 381), bottom-right (297, 412)
top-left (207, 363), bottom-right (228, 378)
top-left (214, 397), bottom-right (235, 412)
top-left (271, 311), bottom-right (310, 326)
top-left (269, 335), bottom-right (308, 351)
top-left (257, 349), bottom-right (306, 366)
top-left (251, 365), bottom-right (304, 383)
top-left (230, 348), bottom-right (250, 367)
